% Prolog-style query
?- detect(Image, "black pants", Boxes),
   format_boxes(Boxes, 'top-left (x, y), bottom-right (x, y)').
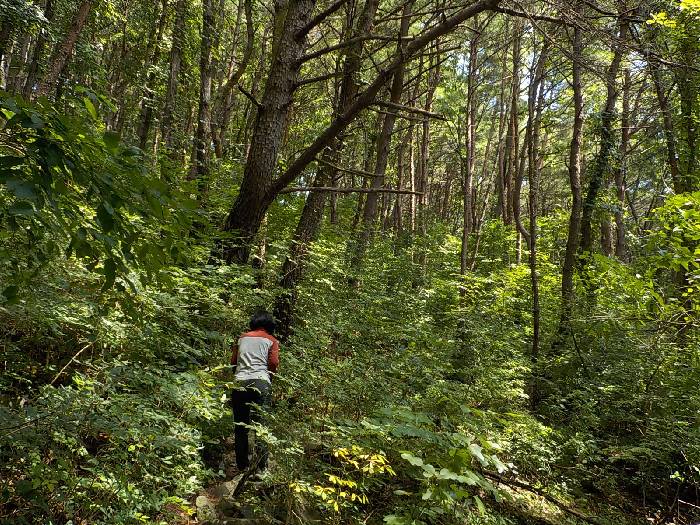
top-left (231, 379), bottom-right (270, 470)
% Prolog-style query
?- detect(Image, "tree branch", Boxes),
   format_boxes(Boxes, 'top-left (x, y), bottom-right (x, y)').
top-left (237, 83), bottom-right (261, 108)
top-left (296, 71), bottom-right (342, 88)
top-left (296, 0), bottom-right (351, 40)
top-left (270, 0), bottom-right (501, 196)
top-left (372, 100), bottom-right (447, 120)
top-left (280, 186), bottom-right (424, 195)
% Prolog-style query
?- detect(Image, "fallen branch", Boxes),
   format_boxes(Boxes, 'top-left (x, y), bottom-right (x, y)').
top-left (50, 343), bottom-right (92, 386)
top-left (481, 472), bottom-right (605, 525)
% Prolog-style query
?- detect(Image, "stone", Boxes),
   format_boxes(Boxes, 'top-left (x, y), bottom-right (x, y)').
top-left (195, 494), bottom-right (219, 525)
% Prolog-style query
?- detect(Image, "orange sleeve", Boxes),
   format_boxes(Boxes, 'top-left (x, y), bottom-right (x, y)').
top-left (230, 342), bottom-right (238, 366)
top-left (268, 338), bottom-right (279, 373)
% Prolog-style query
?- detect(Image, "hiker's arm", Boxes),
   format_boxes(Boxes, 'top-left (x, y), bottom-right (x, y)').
top-left (268, 340), bottom-right (279, 373)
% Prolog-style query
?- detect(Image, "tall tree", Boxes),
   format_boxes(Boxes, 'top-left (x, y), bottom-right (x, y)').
top-left (220, 0), bottom-right (501, 264)
top-left (37, 0), bottom-right (93, 97)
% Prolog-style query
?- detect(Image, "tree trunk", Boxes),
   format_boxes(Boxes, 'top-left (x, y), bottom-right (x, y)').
top-left (37, 0), bottom-right (93, 97)
top-left (189, 0), bottom-right (216, 192)
top-left (579, 17), bottom-right (626, 257)
top-left (460, 34), bottom-right (478, 276)
top-left (503, 26), bottom-right (522, 226)
top-left (527, 39), bottom-right (549, 407)
top-left (222, 0), bottom-right (318, 264)
top-left (352, 0), bottom-right (412, 268)
top-left (559, 22), bottom-right (584, 331)
top-left (136, 0), bottom-right (169, 151)
top-left (161, 0), bottom-right (188, 154)
top-left (615, 67), bottom-right (630, 260)
top-left (0, 22), bottom-right (12, 90)
top-left (212, 0), bottom-right (254, 158)
top-left (23, 0), bottom-right (55, 98)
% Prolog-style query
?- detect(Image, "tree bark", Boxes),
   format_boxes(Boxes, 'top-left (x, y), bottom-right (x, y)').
top-left (161, 0), bottom-right (188, 154)
top-left (460, 34), bottom-right (478, 276)
top-left (351, 1), bottom-right (413, 269)
top-left (212, 0), bottom-right (255, 159)
top-left (37, 0), bottom-right (93, 97)
top-left (223, 0), bottom-right (501, 264)
top-left (527, 38), bottom-right (549, 402)
top-left (222, 0), bottom-right (318, 263)
top-left (579, 15), bottom-right (626, 257)
top-left (136, 0), bottom-right (169, 151)
top-left (503, 25), bottom-right (522, 226)
top-left (189, 0), bottom-right (216, 192)
top-left (559, 21), bottom-right (584, 331)
top-left (615, 67), bottom-right (630, 260)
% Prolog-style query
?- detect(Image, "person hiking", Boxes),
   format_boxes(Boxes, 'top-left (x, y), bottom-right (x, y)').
top-left (230, 311), bottom-right (279, 475)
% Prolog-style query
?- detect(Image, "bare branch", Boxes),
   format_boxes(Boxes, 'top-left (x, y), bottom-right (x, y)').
top-left (296, 0), bottom-right (352, 40)
top-left (237, 84), bottom-right (261, 108)
top-left (372, 100), bottom-right (447, 120)
top-left (280, 186), bottom-right (424, 195)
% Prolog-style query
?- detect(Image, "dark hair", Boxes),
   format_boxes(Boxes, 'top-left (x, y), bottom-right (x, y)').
top-left (249, 310), bottom-right (275, 335)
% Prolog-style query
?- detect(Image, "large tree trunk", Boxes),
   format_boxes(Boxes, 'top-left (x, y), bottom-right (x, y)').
top-left (222, 0), bottom-right (318, 264)
top-left (37, 0), bottom-right (93, 97)
top-left (222, 0), bottom-right (500, 264)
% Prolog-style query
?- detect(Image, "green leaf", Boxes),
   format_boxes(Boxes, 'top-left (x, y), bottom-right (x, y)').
top-left (2, 285), bottom-right (19, 301)
top-left (468, 443), bottom-right (487, 465)
top-left (96, 203), bottom-right (115, 232)
top-left (6, 178), bottom-right (37, 200)
top-left (83, 97), bottom-right (98, 119)
top-left (400, 452), bottom-right (423, 467)
top-left (102, 258), bottom-right (117, 291)
top-left (8, 201), bottom-right (34, 216)
top-left (104, 131), bottom-right (120, 152)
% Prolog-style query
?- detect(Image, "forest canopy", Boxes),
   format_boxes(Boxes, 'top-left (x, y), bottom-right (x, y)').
top-left (1, 0), bottom-right (699, 524)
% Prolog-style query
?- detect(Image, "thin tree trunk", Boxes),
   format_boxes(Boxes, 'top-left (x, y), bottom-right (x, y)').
top-left (352, 0), bottom-right (413, 268)
top-left (161, 0), bottom-right (188, 154)
top-left (212, 0), bottom-right (254, 158)
top-left (580, 16), bottom-right (626, 257)
top-left (559, 22), bottom-right (584, 332)
top-left (136, 0), bottom-right (169, 151)
top-left (528, 39), bottom-right (549, 407)
top-left (503, 26), bottom-right (522, 226)
top-left (189, 0), bottom-right (216, 193)
top-left (24, 0), bottom-right (54, 99)
top-left (615, 67), bottom-right (630, 259)
top-left (460, 34), bottom-right (478, 276)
